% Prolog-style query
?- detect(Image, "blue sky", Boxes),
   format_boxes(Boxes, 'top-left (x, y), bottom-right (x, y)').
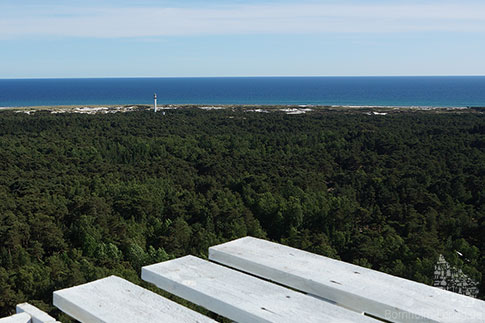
top-left (1, 0), bottom-right (485, 78)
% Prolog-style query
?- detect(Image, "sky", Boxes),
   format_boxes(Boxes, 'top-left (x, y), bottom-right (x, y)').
top-left (1, 0), bottom-right (485, 78)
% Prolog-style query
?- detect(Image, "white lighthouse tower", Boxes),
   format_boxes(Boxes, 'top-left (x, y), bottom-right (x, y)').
top-left (154, 93), bottom-right (158, 112)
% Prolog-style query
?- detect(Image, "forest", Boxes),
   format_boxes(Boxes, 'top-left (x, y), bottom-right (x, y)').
top-left (0, 107), bottom-right (484, 318)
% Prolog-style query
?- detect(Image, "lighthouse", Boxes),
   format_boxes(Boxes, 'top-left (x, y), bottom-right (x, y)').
top-left (154, 93), bottom-right (158, 112)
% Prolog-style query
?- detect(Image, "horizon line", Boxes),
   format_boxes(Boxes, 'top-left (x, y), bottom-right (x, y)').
top-left (2, 74), bottom-right (485, 80)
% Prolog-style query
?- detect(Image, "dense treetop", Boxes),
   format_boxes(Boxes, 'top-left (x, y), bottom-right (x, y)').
top-left (0, 107), bottom-right (484, 318)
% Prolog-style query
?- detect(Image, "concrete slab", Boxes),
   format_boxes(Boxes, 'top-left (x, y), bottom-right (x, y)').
top-left (209, 236), bottom-right (485, 323)
top-left (53, 275), bottom-right (215, 323)
top-left (142, 255), bottom-right (377, 323)
top-left (0, 313), bottom-right (31, 323)
top-left (16, 303), bottom-right (56, 323)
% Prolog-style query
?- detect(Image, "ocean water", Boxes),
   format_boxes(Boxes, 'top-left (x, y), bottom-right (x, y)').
top-left (0, 76), bottom-right (484, 107)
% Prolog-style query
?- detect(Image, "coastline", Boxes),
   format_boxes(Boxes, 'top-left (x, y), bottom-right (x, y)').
top-left (0, 104), bottom-right (478, 114)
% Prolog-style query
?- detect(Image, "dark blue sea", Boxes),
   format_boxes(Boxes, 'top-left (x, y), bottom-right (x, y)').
top-left (1, 76), bottom-right (485, 107)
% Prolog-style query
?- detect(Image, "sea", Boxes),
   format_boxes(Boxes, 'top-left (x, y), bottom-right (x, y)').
top-left (0, 76), bottom-right (485, 108)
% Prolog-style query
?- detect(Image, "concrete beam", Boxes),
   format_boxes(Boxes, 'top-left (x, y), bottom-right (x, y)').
top-left (0, 313), bottom-right (31, 323)
top-left (16, 304), bottom-right (57, 323)
top-left (53, 275), bottom-right (215, 323)
top-left (209, 236), bottom-right (485, 323)
top-left (142, 255), bottom-right (378, 323)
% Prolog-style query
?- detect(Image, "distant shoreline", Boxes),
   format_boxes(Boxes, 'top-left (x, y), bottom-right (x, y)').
top-left (1, 104), bottom-right (481, 116)
top-left (0, 104), bottom-right (476, 110)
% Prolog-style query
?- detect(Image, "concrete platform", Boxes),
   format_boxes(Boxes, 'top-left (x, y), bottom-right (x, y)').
top-left (142, 255), bottom-right (378, 323)
top-left (53, 275), bottom-right (215, 323)
top-left (209, 236), bottom-right (485, 323)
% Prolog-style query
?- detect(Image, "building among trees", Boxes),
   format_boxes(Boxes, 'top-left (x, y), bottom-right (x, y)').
top-left (434, 254), bottom-right (480, 298)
